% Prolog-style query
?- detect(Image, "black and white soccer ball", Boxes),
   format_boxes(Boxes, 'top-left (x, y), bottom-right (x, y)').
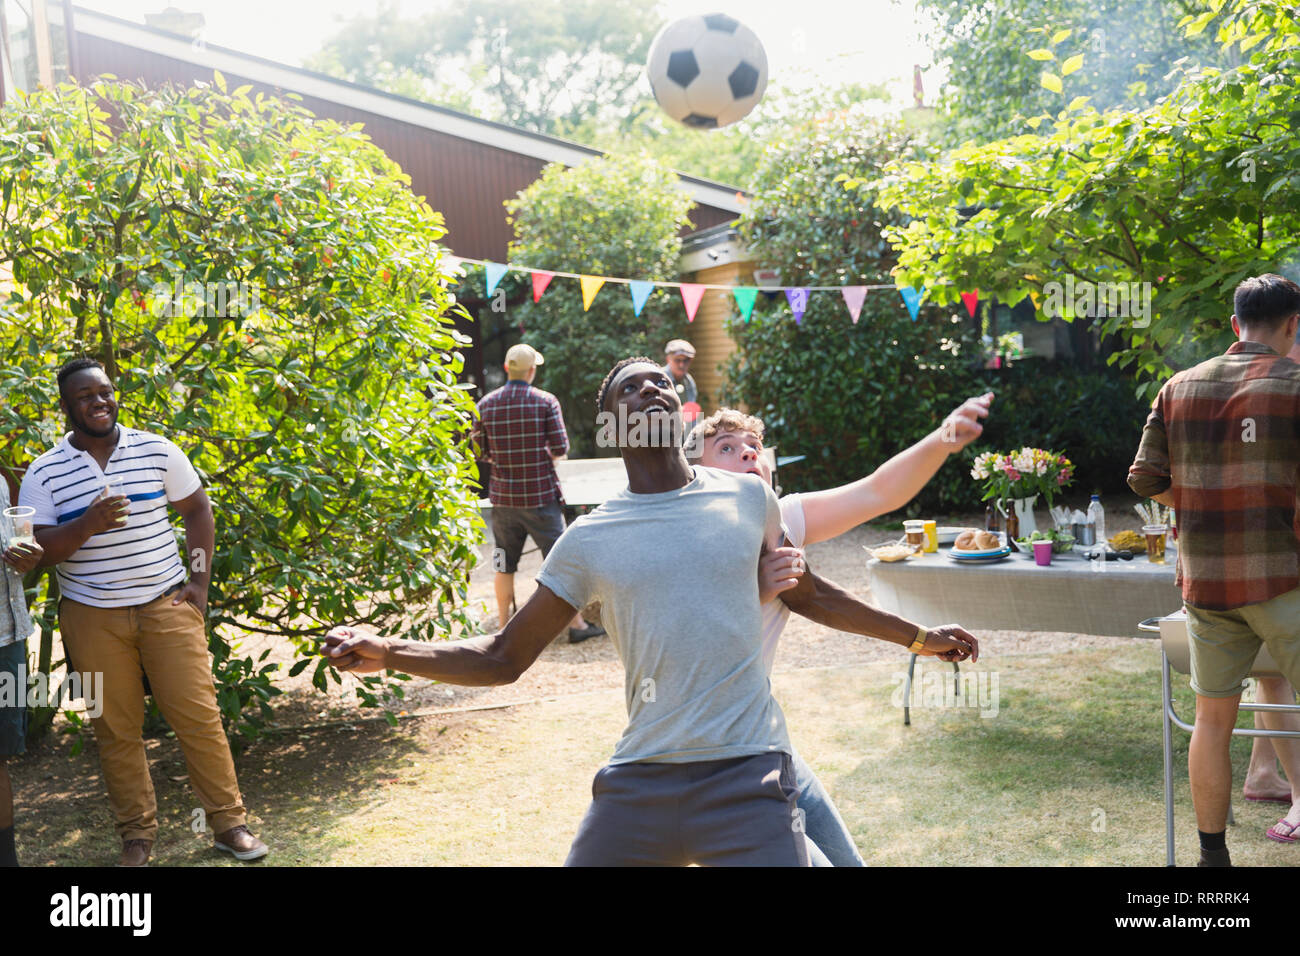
top-left (646, 13), bottom-right (768, 130)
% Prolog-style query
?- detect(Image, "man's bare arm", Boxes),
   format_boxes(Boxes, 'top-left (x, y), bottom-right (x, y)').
top-left (798, 393), bottom-right (992, 545)
top-left (778, 563), bottom-right (978, 661)
top-left (324, 583), bottom-right (578, 685)
top-left (32, 495), bottom-right (130, 566)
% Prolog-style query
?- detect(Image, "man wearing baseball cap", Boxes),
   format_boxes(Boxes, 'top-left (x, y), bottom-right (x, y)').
top-left (662, 340), bottom-right (698, 408)
top-left (472, 344), bottom-right (604, 642)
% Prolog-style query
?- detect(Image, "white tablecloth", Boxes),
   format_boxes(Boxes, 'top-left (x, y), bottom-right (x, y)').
top-left (867, 547), bottom-right (1182, 638)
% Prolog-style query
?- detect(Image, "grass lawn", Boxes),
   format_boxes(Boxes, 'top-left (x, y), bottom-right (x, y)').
top-left (12, 641), bottom-right (1299, 866)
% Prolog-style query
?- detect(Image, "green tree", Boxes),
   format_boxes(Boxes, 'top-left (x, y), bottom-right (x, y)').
top-left (918, 0), bottom-right (1230, 143)
top-left (305, 0), bottom-right (661, 135)
top-left (879, 0), bottom-right (1300, 399)
top-left (719, 106), bottom-right (990, 509)
top-left (0, 77), bottom-right (482, 740)
top-left (558, 74), bottom-right (893, 189)
top-left (503, 153), bottom-right (695, 456)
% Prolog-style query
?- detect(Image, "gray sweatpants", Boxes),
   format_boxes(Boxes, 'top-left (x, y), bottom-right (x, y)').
top-left (564, 752), bottom-right (811, 866)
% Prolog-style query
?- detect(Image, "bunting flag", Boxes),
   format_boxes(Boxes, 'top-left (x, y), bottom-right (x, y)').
top-left (485, 262), bottom-right (509, 296)
top-left (899, 286), bottom-right (925, 321)
top-left (679, 283), bottom-right (706, 322)
top-left (629, 280), bottom-right (655, 316)
top-left (841, 286), bottom-right (867, 324)
top-left (531, 270), bottom-right (554, 303)
top-left (441, 252), bottom-right (975, 327)
top-left (785, 287), bottom-right (809, 325)
top-left (580, 275), bottom-right (605, 311)
top-left (732, 286), bottom-right (759, 322)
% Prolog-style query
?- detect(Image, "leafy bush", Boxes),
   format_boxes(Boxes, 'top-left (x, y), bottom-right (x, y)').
top-left (0, 77), bottom-right (481, 740)
top-left (504, 153), bottom-right (694, 456)
top-left (721, 104), bottom-right (1148, 515)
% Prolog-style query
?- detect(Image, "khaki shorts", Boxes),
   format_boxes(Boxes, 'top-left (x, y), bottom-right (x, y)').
top-left (1185, 587), bottom-right (1300, 698)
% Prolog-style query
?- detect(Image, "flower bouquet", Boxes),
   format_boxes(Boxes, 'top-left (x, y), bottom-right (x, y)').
top-left (972, 447), bottom-right (1075, 542)
top-left (971, 447), bottom-right (1074, 508)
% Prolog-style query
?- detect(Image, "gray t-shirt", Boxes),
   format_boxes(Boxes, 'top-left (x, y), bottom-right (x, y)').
top-left (537, 465), bottom-right (791, 765)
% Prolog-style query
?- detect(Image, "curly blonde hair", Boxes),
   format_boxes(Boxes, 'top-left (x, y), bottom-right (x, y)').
top-left (693, 408), bottom-right (765, 443)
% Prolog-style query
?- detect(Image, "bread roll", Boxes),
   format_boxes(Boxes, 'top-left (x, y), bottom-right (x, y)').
top-left (975, 531), bottom-right (1001, 550)
top-left (955, 530), bottom-right (977, 550)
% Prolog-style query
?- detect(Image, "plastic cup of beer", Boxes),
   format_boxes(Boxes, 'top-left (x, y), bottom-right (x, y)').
top-left (1143, 524), bottom-right (1167, 564)
top-left (2, 506), bottom-right (36, 549)
top-left (903, 520), bottom-right (926, 549)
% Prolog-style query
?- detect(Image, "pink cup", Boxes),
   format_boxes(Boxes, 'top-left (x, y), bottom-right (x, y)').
top-left (1032, 540), bottom-right (1053, 566)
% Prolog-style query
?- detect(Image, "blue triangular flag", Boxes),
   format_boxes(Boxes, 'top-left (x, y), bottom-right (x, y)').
top-left (899, 286), bottom-right (925, 321)
top-left (629, 280), bottom-right (655, 317)
top-left (485, 262), bottom-right (509, 296)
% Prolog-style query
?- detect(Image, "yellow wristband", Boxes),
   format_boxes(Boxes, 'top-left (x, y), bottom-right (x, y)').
top-left (908, 626), bottom-right (928, 653)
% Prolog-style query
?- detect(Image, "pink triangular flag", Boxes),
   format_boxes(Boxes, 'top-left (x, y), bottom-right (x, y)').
top-left (841, 286), bottom-right (867, 324)
top-left (531, 271), bottom-right (554, 303)
top-left (961, 289), bottom-right (980, 318)
top-left (679, 284), bottom-right (706, 322)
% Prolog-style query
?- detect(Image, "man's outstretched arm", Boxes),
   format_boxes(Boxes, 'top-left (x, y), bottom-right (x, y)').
top-left (797, 393), bottom-right (992, 546)
top-left (323, 584), bottom-right (578, 685)
top-left (772, 551), bottom-right (978, 662)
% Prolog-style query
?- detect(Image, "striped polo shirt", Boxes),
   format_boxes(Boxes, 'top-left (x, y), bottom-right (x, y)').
top-left (19, 426), bottom-right (202, 608)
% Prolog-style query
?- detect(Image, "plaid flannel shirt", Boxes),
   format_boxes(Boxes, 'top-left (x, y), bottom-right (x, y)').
top-left (1128, 341), bottom-right (1300, 611)
top-left (473, 380), bottom-right (568, 509)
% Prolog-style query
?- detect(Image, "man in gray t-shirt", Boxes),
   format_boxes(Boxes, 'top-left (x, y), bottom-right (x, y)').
top-left (326, 355), bottom-right (979, 866)
top-left (326, 356), bottom-right (809, 865)
top-left (537, 464), bottom-right (789, 765)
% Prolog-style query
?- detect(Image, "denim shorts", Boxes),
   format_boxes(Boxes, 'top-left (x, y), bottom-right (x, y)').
top-left (0, 640), bottom-right (28, 757)
top-left (489, 499), bottom-right (566, 573)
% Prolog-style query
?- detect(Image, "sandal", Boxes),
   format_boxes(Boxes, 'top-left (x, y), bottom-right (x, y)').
top-left (1266, 818), bottom-right (1300, 844)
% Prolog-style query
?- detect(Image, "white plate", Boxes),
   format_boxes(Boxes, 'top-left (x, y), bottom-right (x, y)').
top-left (950, 545), bottom-right (1008, 558)
top-left (947, 548), bottom-right (1012, 563)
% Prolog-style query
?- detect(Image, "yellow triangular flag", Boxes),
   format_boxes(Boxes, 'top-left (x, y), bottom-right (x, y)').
top-left (580, 275), bottom-right (606, 311)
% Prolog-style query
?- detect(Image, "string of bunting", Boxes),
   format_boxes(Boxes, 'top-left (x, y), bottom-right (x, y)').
top-left (444, 254), bottom-right (983, 324)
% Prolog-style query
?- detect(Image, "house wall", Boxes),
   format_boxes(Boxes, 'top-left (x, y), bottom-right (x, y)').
top-left (682, 260), bottom-right (753, 414)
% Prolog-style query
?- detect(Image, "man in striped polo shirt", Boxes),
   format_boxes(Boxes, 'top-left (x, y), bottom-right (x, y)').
top-left (20, 358), bottom-right (267, 866)
top-left (1129, 274), bottom-right (1300, 866)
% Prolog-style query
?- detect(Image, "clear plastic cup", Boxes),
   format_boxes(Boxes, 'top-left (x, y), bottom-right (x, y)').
top-left (903, 520), bottom-right (925, 548)
top-left (1143, 524), bottom-right (1167, 564)
top-left (2, 506), bottom-right (36, 548)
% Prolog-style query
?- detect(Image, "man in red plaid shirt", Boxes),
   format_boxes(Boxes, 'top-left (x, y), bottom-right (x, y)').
top-left (474, 344), bottom-right (604, 643)
top-left (1129, 273), bottom-right (1300, 866)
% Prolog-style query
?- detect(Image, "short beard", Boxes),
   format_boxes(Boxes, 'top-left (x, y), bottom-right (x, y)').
top-left (68, 412), bottom-right (116, 440)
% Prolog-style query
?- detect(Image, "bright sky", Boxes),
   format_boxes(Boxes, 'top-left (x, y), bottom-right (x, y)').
top-left (77, 0), bottom-right (942, 106)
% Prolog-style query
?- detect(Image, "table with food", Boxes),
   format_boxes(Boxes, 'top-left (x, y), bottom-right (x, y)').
top-left (864, 448), bottom-right (1183, 638)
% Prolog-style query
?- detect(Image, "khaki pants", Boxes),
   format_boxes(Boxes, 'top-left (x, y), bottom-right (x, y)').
top-left (60, 592), bottom-right (246, 841)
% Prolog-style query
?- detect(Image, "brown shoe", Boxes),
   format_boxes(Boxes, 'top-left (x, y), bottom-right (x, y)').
top-left (214, 825), bottom-right (268, 862)
top-left (117, 838), bottom-right (153, 867)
